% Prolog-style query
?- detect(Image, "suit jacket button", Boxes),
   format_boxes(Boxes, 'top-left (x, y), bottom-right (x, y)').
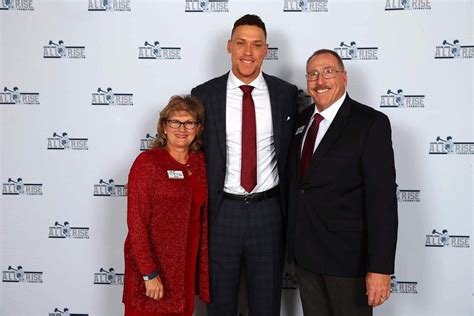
top-left (299, 189), bottom-right (304, 194)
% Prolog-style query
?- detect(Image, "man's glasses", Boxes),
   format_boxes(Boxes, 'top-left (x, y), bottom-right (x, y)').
top-left (306, 68), bottom-right (345, 81)
top-left (166, 120), bottom-right (200, 130)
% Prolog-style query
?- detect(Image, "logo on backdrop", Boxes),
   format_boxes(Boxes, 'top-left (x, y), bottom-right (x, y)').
top-left (2, 266), bottom-right (43, 283)
top-left (88, 0), bottom-right (131, 11)
top-left (0, 86), bottom-right (39, 105)
top-left (390, 275), bottom-right (418, 294)
top-left (2, 178), bottom-right (43, 195)
top-left (380, 89), bottom-right (425, 108)
top-left (44, 40), bottom-right (86, 59)
top-left (140, 133), bottom-right (157, 151)
top-left (184, 0), bottom-right (229, 13)
top-left (93, 267), bottom-right (124, 285)
top-left (283, 0), bottom-right (328, 12)
top-left (282, 272), bottom-right (297, 289)
top-left (335, 41), bottom-right (378, 60)
top-left (385, 0), bottom-right (431, 11)
top-left (138, 41), bottom-right (181, 60)
top-left (93, 179), bottom-right (127, 196)
top-left (0, 0), bottom-right (34, 10)
top-left (47, 132), bottom-right (89, 150)
top-left (264, 48), bottom-right (279, 60)
top-left (425, 229), bottom-right (470, 248)
top-left (429, 136), bottom-right (474, 155)
top-left (92, 87), bottom-right (133, 106)
top-left (49, 307), bottom-right (89, 316)
top-left (435, 39), bottom-right (474, 59)
top-left (396, 186), bottom-right (420, 202)
top-left (49, 221), bottom-right (90, 239)
top-left (297, 89), bottom-right (312, 112)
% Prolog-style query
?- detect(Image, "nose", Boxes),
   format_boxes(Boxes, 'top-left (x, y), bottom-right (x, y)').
top-left (243, 43), bottom-right (252, 55)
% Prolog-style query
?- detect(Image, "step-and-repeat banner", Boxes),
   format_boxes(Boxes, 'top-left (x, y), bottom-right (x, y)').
top-left (1, 0), bottom-right (472, 315)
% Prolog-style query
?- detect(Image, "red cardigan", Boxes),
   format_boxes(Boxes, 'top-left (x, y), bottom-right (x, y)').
top-left (122, 148), bottom-right (210, 313)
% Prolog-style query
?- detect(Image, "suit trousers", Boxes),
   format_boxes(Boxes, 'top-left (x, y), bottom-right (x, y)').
top-left (295, 264), bottom-right (372, 316)
top-left (207, 195), bottom-right (284, 316)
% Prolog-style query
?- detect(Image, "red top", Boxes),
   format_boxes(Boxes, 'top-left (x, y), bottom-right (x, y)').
top-left (123, 148), bottom-right (210, 313)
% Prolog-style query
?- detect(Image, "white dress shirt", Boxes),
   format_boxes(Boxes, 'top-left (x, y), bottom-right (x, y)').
top-left (224, 71), bottom-right (278, 194)
top-left (301, 92), bottom-right (347, 154)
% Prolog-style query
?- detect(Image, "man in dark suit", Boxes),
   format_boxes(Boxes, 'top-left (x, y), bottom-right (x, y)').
top-left (287, 49), bottom-right (398, 315)
top-left (191, 14), bottom-right (298, 316)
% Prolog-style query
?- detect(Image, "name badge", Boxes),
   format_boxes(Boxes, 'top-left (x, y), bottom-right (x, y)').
top-left (295, 125), bottom-right (305, 135)
top-left (167, 170), bottom-right (184, 179)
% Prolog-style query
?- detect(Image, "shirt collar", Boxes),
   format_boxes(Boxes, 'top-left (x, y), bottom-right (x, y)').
top-left (313, 92), bottom-right (347, 123)
top-left (227, 70), bottom-right (267, 90)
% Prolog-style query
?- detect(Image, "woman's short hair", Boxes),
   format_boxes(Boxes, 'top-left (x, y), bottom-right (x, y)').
top-left (153, 95), bottom-right (205, 151)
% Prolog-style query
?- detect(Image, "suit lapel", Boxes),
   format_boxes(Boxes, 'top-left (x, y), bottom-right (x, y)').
top-left (295, 106), bottom-right (315, 181)
top-left (304, 96), bottom-right (352, 180)
top-left (264, 73), bottom-right (283, 157)
top-left (209, 73), bottom-right (228, 159)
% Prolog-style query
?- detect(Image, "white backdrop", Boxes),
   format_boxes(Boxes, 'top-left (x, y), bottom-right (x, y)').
top-left (1, 0), bottom-right (473, 315)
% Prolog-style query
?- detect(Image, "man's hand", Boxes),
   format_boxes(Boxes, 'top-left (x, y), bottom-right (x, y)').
top-left (144, 276), bottom-right (164, 300)
top-left (366, 272), bottom-right (391, 307)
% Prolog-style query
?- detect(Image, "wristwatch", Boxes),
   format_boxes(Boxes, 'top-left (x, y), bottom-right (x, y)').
top-left (143, 271), bottom-right (158, 281)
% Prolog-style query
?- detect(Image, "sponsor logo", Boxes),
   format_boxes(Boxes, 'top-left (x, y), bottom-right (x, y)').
top-left (282, 272), bottom-right (297, 289)
top-left (49, 307), bottom-right (88, 316)
top-left (44, 40), bottom-right (86, 59)
top-left (429, 136), bottom-right (474, 155)
top-left (396, 186), bottom-right (420, 202)
top-left (0, 0), bottom-right (33, 10)
top-left (390, 275), bottom-right (418, 294)
top-left (2, 265), bottom-right (43, 283)
top-left (297, 89), bottom-right (313, 111)
top-left (2, 178), bottom-right (43, 195)
top-left (264, 47), bottom-right (279, 60)
top-left (140, 133), bottom-right (156, 151)
top-left (93, 267), bottom-right (124, 285)
top-left (435, 39), bottom-right (474, 59)
top-left (385, 0), bottom-right (431, 11)
top-left (0, 86), bottom-right (39, 105)
top-left (138, 41), bottom-right (181, 60)
top-left (283, 0), bottom-right (328, 12)
top-left (47, 132), bottom-right (89, 150)
top-left (93, 179), bottom-right (127, 196)
top-left (380, 89), bottom-right (425, 108)
top-left (426, 229), bottom-right (470, 248)
top-left (184, 0), bottom-right (229, 12)
top-left (88, 0), bottom-right (130, 11)
top-left (48, 221), bottom-right (90, 239)
top-left (92, 87), bottom-right (133, 106)
top-left (335, 41), bottom-right (378, 60)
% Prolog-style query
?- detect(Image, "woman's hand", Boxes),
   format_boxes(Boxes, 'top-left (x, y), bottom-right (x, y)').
top-left (144, 276), bottom-right (164, 300)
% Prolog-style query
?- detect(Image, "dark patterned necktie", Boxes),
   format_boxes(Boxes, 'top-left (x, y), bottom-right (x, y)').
top-left (300, 113), bottom-right (323, 178)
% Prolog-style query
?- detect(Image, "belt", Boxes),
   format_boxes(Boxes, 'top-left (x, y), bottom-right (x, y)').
top-left (223, 186), bottom-right (279, 203)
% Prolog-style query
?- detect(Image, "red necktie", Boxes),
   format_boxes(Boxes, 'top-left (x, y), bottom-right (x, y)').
top-left (240, 85), bottom-right (257, 193)
top-left (300, 113), bottom-right (323, 177)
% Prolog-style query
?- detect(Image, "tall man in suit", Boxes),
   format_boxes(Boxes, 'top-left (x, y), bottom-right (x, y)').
top-left (287, 49), bottom-right (398, 315)
top-left (191, 14), bottom-right (298, 316)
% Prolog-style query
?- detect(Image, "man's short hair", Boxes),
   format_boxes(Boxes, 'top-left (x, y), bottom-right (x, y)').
top-left (231, 14), bottom-right (267, 39)
top-left (306, 49), bottom-right (345, 70)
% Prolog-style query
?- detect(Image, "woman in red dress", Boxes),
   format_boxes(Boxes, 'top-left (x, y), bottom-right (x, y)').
top-left (123, 96), bottom-right (209, 316)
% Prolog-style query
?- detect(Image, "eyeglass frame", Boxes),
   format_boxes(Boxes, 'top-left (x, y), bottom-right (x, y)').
top-left (305, 68), bottom-right (345, 81)
top-left (166, 119), bottom-right (200, 130)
